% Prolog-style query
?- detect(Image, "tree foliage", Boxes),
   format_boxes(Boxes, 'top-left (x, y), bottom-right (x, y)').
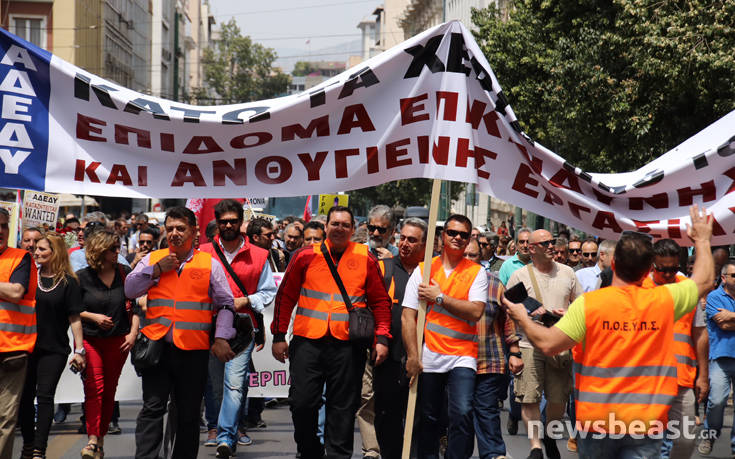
top-left (193, 19), bottom-right (290, 104)
top-left (291, 61), bottom-right (321, 77)
top-left (348, 179), bottom-right (464, 216)
top-left (472, 0), bottom-right (735, 173)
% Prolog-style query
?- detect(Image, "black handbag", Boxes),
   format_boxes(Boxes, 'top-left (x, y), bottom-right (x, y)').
top-left (130, 332), bottom-right (164, 375)
top-left (211, 242), bottom-right (256, 354)
top-left (321, 242), bottom-right (375, 346)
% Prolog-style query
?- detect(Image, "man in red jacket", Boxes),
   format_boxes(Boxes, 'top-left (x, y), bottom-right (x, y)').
top-left (271, 206), bottom-right (391, 459)
top-left (199, 200), bottom-right (276, 458)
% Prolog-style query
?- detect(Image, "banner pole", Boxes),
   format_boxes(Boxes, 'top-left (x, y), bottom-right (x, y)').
top-left (401, 178), bottom-right (442, 459)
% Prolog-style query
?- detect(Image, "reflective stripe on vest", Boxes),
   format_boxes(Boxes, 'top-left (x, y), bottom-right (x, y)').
top-left (142, 249), bottom-right (214, 350)
top-left (294, 242), bottom-right (369, 341)
top-left (422, 256), bottom-right (481, 358)
top-left (573, 285), bottom-right (678, 434)
top-left (643, 275), bottom-right (697, 388)
top-left (0, 247), bottom-right (37, 353)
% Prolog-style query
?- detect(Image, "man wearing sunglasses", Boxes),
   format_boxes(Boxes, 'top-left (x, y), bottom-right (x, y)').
top-left (580, 240), bottom-right (599, 268)
top-left (402, 214), bottom-right (487, 459)
top-left (503, 206), bottom-right (715, 458)
top-left (567, 239), bottom-right (583, 270)
top-left (506, 229), bottom-right (582, 459)
top-left (576, 240), bottom-right (616, 293)
top-left (366, 205), bottom-right (398, 259)
top-left (638, 239), bottom-right (707, 459)
top-left (126, 228), bottom-right (158, 269)
top-left (700, 259), bottom-right (735, 456)
top-left (498, 228), bottom-right (533, 286)
top-left (480, 232), bottom-right (504, 273)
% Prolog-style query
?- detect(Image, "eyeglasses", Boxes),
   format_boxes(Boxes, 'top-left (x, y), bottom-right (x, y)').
top-left (553, 250), bottom-right (566, 255)
top-left (582, 252), bottom-right (597, 258)
top-left (621, 230), bottom-right (654, 242)
top-left (445, 229), bottom-right (470, 240)
top-left (218, 218), bottom-right (241, 227)
top-left (367, 224), bottom-right (388, 234)
top-left (654, 264), bottom-right (679, 274)
top-left (399, 235), bottom-right (420, 244)
top-left (533, 239), bottom-right (556, 248)
top-left (569, 248), bottom-right (581, 254)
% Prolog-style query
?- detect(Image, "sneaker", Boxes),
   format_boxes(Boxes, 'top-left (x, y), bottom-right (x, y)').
top-left (543, 436), bottom-right (561, 459)
top-left (238, 433), bottom-right (253, 446)
top-left (698, 438), bottom-right (713, 455)
top-left (507, 417), bottom-right (518, 435)
top-left (567, 437), bottom-right (578, 452)
top-left (108, 423), bottom-right (122, 435)
top-left (526, 448), bottom-right (543, 459)
top-left (216, 442), bottom-right (232, 458)
top-left (247, 419), bottom-right (267, 429)
top-left (204, 429), bottom-right (218, 447)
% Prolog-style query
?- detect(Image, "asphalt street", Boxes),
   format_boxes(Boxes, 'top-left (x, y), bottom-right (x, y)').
top-left (12, 400), bottom-right (735, 458)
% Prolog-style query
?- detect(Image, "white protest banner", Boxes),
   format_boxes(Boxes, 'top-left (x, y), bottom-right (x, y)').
top-left (21, 191), bottom-right (59, 229)
top-left (1, 22), bottom-right (734, 244)
top-left (0, 201), bottom-right (19, 247)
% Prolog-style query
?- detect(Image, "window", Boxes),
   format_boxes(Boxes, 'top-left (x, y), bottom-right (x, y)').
top-left (11, 17), bottom-right (45, 48)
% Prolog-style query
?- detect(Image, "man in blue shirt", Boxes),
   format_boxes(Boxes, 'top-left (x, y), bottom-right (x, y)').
top-left (699, 261), bottom-right (735, 455)
top-left (498, 228), bottom-right (531, 286)
top-left (576, 239), bottom-right (616, 292)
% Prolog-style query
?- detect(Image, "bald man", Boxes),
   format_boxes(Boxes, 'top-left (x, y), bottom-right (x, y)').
top-left (506, 229), bottom-right (582, 459)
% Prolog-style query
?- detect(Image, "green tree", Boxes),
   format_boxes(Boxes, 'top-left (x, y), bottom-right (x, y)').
top-left (193, 19), bottom-right (290, 104)
top-left (472, 0), bottom-right (735, 173)
top-left (347, 179), bottom-right (464, 216)
top-left (291, 61), bottom-right (320, 77)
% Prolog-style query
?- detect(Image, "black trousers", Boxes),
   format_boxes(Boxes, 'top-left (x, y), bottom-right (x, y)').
top-left (18, 350), bottom-right (67, 453)
top-left (289, 336), bottom-right (366, 459)
top-left (135, 344), bottom-right (208, 459)
top-left (373, 358), bottom-right (409, 459)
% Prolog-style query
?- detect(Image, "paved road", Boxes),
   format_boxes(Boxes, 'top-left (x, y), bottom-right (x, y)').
top-left (13, 401), bottom-right (735, 458)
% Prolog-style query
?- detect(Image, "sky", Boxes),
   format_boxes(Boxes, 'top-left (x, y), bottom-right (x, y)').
top-left (207, 0), bottom-right (384, 72)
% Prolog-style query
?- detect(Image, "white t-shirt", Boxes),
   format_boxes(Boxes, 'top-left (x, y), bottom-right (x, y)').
top-left (403, 262), bottom-right (488, 373)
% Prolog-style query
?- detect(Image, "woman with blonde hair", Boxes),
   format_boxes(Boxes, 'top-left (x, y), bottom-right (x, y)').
top-left (19, 232), bottom-right (85, 459)
top-left (78, 228), bottom-right (139, 459)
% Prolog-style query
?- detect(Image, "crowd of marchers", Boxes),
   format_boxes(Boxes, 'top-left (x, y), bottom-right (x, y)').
top-left (0, 200), bottom-right (733, 459)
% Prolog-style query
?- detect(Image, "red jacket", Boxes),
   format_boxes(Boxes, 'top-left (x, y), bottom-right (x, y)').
top-left (200, 234), bottom-right (269, 324)
top-left (271, 242), bottom-right (392, 344)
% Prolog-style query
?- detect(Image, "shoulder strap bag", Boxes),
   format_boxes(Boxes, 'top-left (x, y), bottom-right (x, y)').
top-left (211, 242), bottom-right (256, 353)
top-left (321, 242), bottom-right (375, 346)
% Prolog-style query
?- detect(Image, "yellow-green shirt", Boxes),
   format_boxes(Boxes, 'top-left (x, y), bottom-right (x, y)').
top-left (555, 279), bottom-right (698, 343)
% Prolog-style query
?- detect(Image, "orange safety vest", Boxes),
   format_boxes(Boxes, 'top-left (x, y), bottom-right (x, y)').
top-left (142, 249), bottom-right (214, 350)
top-left (421, 256), bottom-right (481, 358)
top-left (294, 241), bottom-right (369, 341)
top-left (0, 248), bottom-right (37, 353)
top-left (643, 274), bottom-right (696, 388)
top-left (573, 285), bottom-right (678, 434)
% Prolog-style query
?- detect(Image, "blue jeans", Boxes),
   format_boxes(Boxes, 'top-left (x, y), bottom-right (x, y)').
top-left (473, 373), bottom-right (506, 458)
top-left (216, 340), bottom-right (255, 449)
top-left (417, 367), bottom-right (475, 459)
top-left (578, 436), bottom-right (662, 458)
top-left (205, 354), bottom-right (225, 430)
top-left (704, 357), bottom-right (735, 452)
top-left (317, 385), bottom-right (326, 446)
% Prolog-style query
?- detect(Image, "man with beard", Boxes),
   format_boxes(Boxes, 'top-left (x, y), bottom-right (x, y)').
top-left (357, 205), bottom-right (397, 458)
top-left (366, 205), bottom-right (398, 259)
top-left (373, 218), bottom-right (427, 458)
top-left (580, 239), bottom-right (599, 269)
top-left (247, 218), bottom-right (286, 272)
top-left (199, 200), bottom-right (276, 456)
top-left (283, 223), bottom-right (304, 264)
top-left (498, 228), bottom-right (532, 286)
top-left (567, 238), bottom-right (583, 270)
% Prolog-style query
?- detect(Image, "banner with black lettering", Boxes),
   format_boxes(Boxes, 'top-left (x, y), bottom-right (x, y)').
top-left (0, 22), bottom-right (733, 244)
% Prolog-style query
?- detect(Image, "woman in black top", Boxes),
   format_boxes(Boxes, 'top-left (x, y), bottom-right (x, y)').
top-left (19, 232), bottom-right (86, 459)
top-left (78, 229), bottom-right (139, 459)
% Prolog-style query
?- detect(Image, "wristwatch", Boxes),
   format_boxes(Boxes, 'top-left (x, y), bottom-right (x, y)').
top-left (435, 293), bottom-right (444, 305)
top-left (508, 351), bottom-right (522, 359)
top-left (74, 348), bottom-right (86, 356)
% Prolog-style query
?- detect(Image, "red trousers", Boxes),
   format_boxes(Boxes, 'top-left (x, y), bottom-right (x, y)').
top-left (83, 335), bottom-right (128, 437)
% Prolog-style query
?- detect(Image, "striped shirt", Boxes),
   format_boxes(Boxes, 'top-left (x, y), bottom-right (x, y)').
top-left (476, 272), bottom-right (521, 374)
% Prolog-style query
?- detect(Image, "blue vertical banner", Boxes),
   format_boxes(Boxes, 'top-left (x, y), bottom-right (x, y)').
top-left (0, 28), bottom-right (51, 190)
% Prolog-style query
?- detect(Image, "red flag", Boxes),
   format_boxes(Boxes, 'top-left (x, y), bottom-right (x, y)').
top-left (303, 195), bottom-right (312, 222)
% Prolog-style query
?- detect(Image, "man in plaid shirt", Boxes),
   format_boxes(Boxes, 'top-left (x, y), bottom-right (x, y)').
top-left (474, 272), bottom-right (523, 458)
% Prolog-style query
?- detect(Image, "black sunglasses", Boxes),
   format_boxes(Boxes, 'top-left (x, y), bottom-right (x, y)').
top-left (654, 264), bottom-right (679, 274)
top-left (367, 224), bottom-right (388, 234)
top-left (445, 229), bottom-right (470, 240)
top-left (569, 248), bottom-right (581, 254)
top-left (218, 218), bottom-right (241, 227)
top-left (533, 239), bottom-right (556, 248)
top-left (582, 252), bottom-right (597, 257)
